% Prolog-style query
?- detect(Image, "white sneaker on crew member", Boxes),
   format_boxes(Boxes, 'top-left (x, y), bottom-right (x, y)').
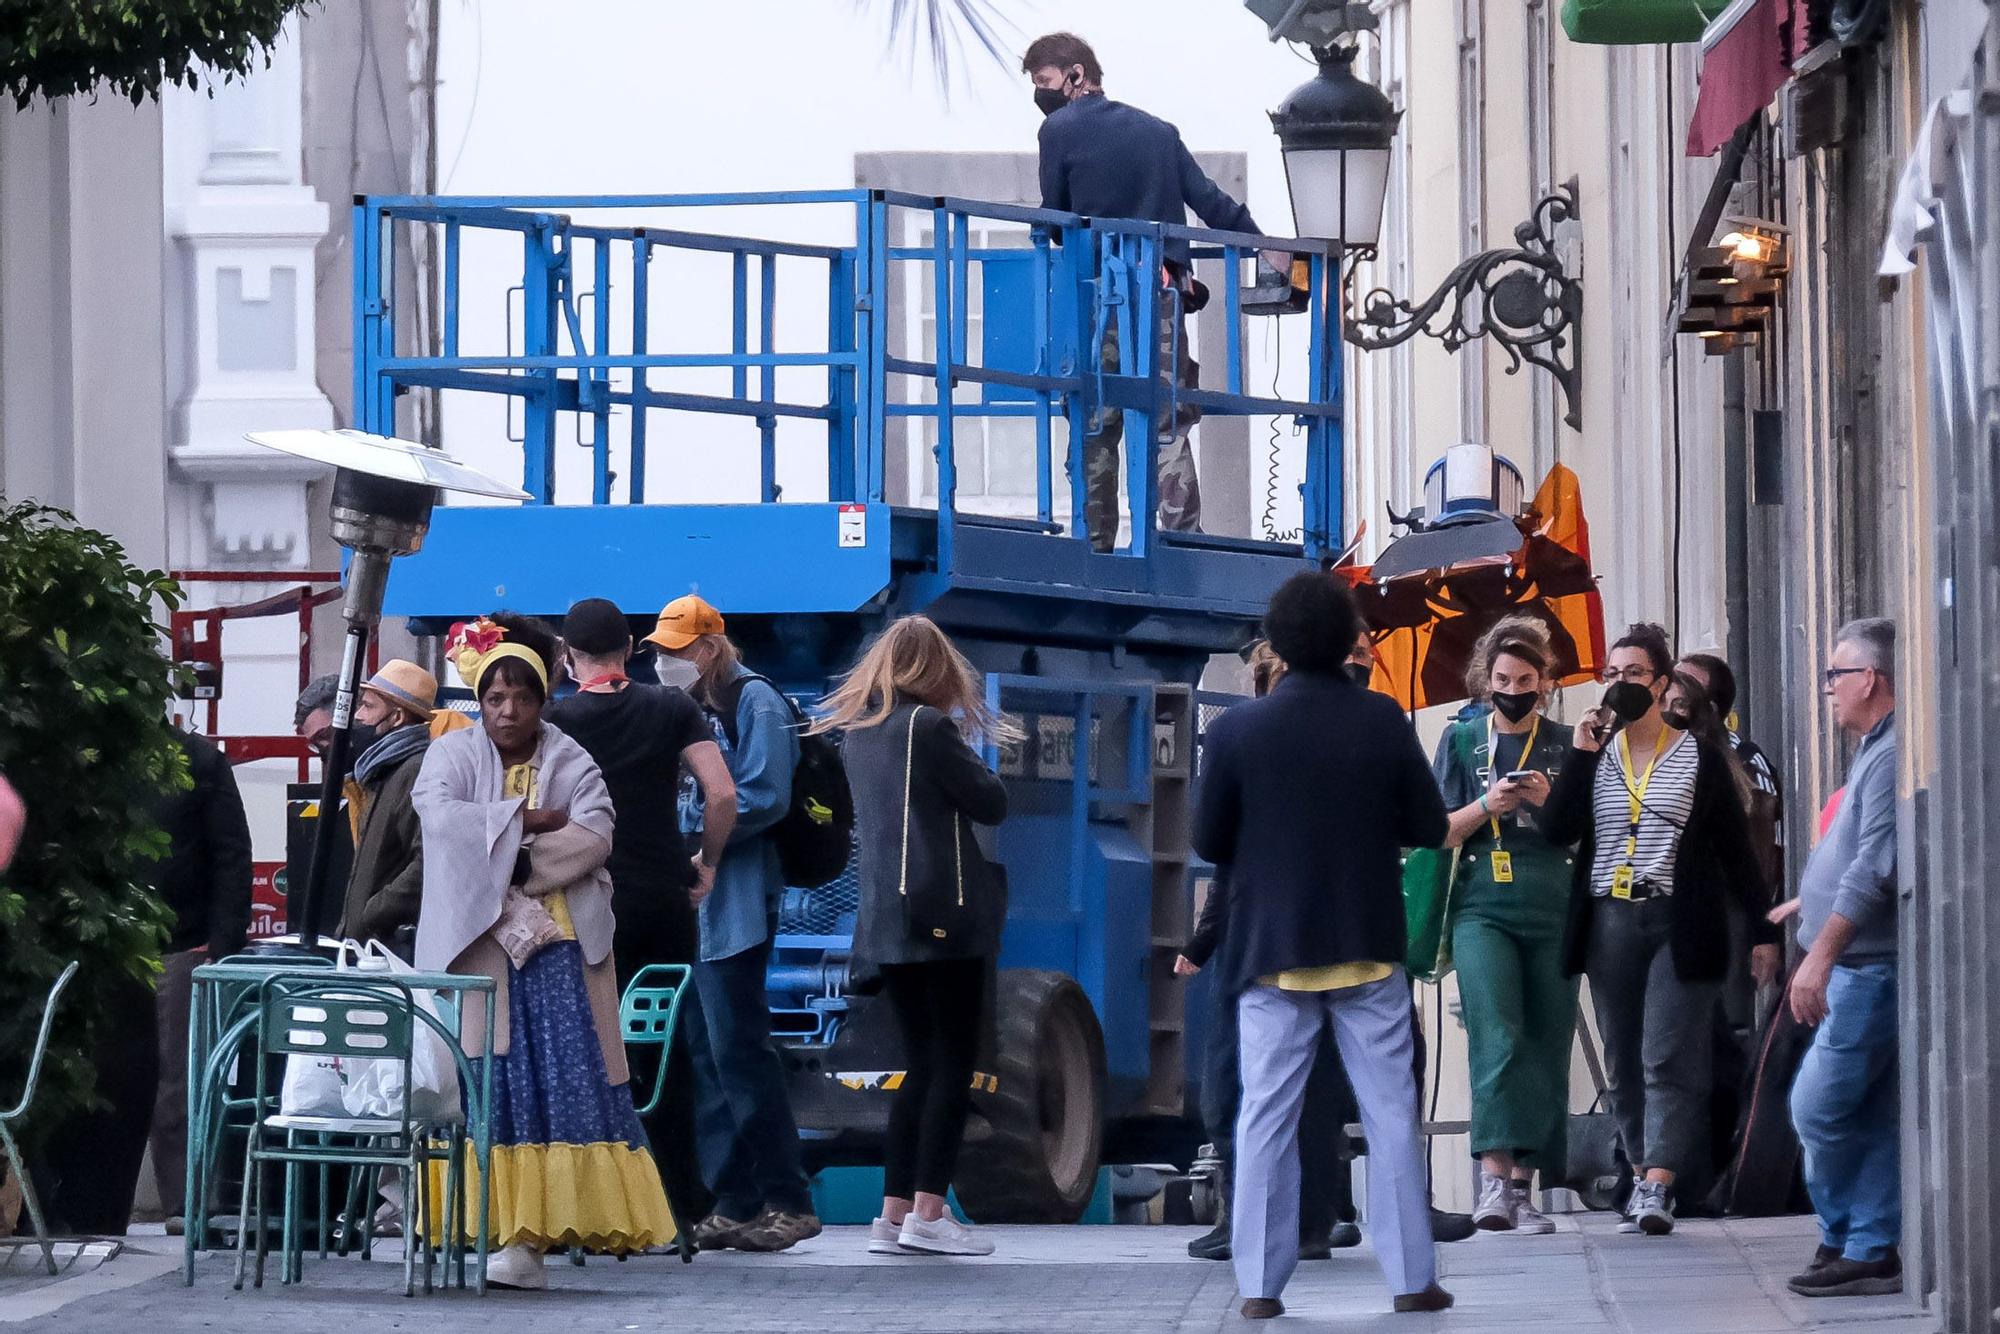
top-left (868, 1216), bottom-right (909, 1254)
top-left (1509, 1182), bottom-right (1556, 1235)
top-left (485, 1242), bottom-right (548, 1290)
top-left (1473, 1171), bottom-right (1517, 1231)
top-left (897, 1211), bottom-right (995, 1257)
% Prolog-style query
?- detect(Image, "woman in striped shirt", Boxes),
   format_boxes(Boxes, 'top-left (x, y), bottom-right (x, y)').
top-left (1542, 623), bottom-right (1778, 1237)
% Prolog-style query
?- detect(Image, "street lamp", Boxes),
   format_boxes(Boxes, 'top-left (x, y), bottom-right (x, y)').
top-left (243, 428), bottom-right (528, 953)
top-left (1269, 41), bottom-right (1586, 430)
top-left (1269, 43), bottom-right (1398, 251)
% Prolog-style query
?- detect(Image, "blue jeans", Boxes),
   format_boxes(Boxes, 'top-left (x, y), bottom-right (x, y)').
top-left (1790, 960), bottom-right (1900, 1261)
top-left (686, 924), bottom-right (811, 1220)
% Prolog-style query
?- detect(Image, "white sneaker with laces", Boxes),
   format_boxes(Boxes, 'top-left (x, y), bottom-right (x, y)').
top-left (1616, 1176), bottom-right (1647, 1233)
top-left (897, 1212), bottom-right (995, 1257)
top-left (868, 1216), bottom-right (908, 1254)
top-left (484, 1242), bottom-right (548, 1290)
top-left (1630, 1180), bottom-right (1675, 1235)
top-left (1472, 1172), bottom-right (1517, 1231)
top-left (1509, 1185), bottom-right (1556, 1235)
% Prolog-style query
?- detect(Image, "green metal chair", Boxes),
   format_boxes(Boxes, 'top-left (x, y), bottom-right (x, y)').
top-left (619, 964), bottom-right (694, 1263)
top-left (231, 975), bottom-right (475, 1296)
top-left (0, 961), bottom-right (79, 1276)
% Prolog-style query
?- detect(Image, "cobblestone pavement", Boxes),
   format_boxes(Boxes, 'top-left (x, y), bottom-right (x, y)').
top-left (0, 1215), bottom-right (1936, 1333)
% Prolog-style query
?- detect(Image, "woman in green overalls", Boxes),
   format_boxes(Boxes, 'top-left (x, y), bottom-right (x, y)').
top-left (1431, 616), bottom-right (1579, 1234)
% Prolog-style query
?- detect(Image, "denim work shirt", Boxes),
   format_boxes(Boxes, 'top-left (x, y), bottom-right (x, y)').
top-left (1797, 711), bottom-right (1899, 962)
top-left (682, 663), bottom-right (798, 962)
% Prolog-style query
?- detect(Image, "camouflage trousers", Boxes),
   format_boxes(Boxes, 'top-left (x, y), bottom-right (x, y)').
top-left (1084, 297), bottom-right (1203, 552)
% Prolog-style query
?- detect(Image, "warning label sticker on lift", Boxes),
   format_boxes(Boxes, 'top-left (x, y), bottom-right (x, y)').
top-left (838, 505), bottom-right (866, 547)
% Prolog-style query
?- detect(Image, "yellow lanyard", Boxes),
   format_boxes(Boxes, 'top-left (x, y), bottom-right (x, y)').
top-left (1615, 730), bottom-right (1671, 864)
top-left (1486, 713), bottom-right (1541, 847)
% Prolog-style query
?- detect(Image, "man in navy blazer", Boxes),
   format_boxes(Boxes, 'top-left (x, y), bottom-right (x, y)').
top-left (1194, 572), bottom-right (1453, 1318)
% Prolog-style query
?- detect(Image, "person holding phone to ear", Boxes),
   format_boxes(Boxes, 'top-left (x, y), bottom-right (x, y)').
top-left (1431, 617), bottom-right (1577, 1235)
top-left (1541, 622), bottom-right (1777, 1239)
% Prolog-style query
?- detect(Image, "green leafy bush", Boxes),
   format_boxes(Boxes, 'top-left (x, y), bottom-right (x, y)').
top-left (0, 0), bottom-right (321, 108)
top-left (0, 499), bottom-right (181, 1159)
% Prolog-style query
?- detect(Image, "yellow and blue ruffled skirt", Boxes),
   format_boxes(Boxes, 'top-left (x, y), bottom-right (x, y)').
top-left (432, 940), bottom-right (672, 1254)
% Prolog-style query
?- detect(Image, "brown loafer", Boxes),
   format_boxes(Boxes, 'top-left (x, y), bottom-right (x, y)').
top-left (1240, 1297), bottom-right (1285, 1319)
top-left (1393, 1283), bottom-right (1455, 1313)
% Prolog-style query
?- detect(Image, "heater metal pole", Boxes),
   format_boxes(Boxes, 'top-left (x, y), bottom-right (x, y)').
top-left (288, 547), bottom-right (392, 953)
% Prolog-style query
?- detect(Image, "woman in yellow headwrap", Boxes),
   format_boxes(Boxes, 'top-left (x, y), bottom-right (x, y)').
top-left (412, 613), bottom-right (672, 1289)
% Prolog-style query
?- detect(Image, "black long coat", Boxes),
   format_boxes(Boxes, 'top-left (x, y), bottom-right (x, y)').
top-left (844, 703), bottom-right (1008, 966)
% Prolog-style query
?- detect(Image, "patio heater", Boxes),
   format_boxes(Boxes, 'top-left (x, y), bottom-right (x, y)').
top-left (242, 429), bottom-right (529, 955)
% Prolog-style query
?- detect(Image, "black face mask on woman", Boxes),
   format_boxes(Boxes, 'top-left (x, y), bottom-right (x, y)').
top-left (1490, 690), bottom-right (1538, 724)
top-left (1602, 681), bottom-right (1656, 725)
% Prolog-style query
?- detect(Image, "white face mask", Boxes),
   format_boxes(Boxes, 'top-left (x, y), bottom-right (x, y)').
top-left (655, 655), bottom-right (700, 690)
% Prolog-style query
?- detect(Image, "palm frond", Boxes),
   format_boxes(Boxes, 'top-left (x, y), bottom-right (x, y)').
top-left (858, 0), bottom-right (1019, 92)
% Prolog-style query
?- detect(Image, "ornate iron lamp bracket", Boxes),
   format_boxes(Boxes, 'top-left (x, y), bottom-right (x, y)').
top-left (1342, 182), bottom-right (1584, 431)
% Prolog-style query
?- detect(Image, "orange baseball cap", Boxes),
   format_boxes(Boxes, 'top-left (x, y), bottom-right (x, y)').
top-left (644, 595), bottom-right (725, 651)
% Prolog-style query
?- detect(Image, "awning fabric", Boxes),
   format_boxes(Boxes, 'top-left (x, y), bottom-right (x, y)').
top-left (1686, 0), bottom-right (1797, 156)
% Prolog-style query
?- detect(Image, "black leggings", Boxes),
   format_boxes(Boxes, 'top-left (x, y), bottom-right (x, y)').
top-left (881, 958), bottom-right (987, 1200)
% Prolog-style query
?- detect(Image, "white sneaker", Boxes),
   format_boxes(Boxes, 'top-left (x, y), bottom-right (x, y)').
top-left (1509, 1186), bottom-right (1556, 1235)
top-left (1472, 1172), bottom-right (1516, 1231)
top-left (1629, 1180), bottom-right (1675, 1236)
top-left (485, 1242), bottom-right (548, 1290)
top-left (868, 1216), bottom-right (908, 1255)
top-left (1616, 1176), bottom-right (1647, 1233)
top-left (896, 1212), bottom-right (994, 1257)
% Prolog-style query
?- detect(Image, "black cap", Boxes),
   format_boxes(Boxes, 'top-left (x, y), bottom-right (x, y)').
top-left (561, 598), bottom-right (632, 656)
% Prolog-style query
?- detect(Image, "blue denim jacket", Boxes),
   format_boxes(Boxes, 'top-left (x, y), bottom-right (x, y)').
top-left (682, 664), bottom-right (798, 962)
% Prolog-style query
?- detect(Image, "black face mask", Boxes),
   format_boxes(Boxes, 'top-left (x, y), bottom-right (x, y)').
top-left (1662, 705), bottom-right (1693, 732)
top-left (345, 720), bottom-right (381, 756)
top-left (1490, 690), bottom-right (1539, 724)
top-left (1345, 662), bottom-right (1372, 689)
top-left (1034, 86), bottom-right (1068, 117)
top-left (1602, 681), bottom-right (1656, 725)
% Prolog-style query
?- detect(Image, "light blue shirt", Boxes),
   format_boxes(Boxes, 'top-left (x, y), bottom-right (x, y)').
top-left (682, 664), bottom-right (798, 962)
top-left (1797, 711), bottom-right (1898, 960)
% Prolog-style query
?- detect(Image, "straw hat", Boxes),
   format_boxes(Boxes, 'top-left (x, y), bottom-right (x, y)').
top-left (360, 659), bottom-right (438, 720)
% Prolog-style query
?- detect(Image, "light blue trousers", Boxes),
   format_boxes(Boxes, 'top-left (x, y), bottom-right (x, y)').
top-left (1232, 971), bottom-right (1436, 1301)
top-left (1790, 960), bottom-right (1901, 1262)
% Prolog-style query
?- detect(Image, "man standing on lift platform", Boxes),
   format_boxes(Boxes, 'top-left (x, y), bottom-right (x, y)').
top-left (1024, 31), bottom-right (1288, 553)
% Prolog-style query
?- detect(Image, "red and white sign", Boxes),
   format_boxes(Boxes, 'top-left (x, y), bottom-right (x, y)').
top-left (838, 505), bottom-right (867, 548)
top-left (249, 861), bottom-right (288, 940)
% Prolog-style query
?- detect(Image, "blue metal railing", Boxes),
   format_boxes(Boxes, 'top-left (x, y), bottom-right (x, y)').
top-left (354, 190), bottom-right (1345, 559)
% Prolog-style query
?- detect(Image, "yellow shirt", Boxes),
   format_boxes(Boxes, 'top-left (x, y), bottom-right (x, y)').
top-left (1259, 961), bottom-right (1395, 992)
top-left (505, 759), bottom-right (576, 940)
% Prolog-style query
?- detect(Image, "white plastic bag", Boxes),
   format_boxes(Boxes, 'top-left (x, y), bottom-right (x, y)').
top-left (279, 1051), bottom-right (350, 1117)
top-left (337, 940), bottom-right (462, 1124)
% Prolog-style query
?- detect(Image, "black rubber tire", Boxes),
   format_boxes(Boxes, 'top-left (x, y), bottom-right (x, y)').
top-left (951, 969), bottom-right (1106, 1224)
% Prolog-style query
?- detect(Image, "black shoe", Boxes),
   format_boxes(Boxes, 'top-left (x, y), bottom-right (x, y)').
top-left (1788, 1249), bottom-right (1903, 1298)
top-left (1430, 1207), bottom-right (1477, 1243)
top-left (1188, 1220), bottom-right (1231, 1261)
top-left (1393, 1283), bottom-right (1455, 1313)
top-left (1328, 1220), bottom-right (1361, 1249)
top-left (1787, 1243), bottom-right (1843, 1285)
top-left (1240, 1298), bottom-right (1284, 1319)
top-left (1298, 1228), bottom-right (1331, 1261)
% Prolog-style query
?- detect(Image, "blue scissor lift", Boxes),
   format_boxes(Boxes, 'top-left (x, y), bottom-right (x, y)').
top-left (366, 190), bottom-right (1346, 1221)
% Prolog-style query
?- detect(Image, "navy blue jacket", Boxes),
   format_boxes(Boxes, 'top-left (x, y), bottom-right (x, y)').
top-left (1037, 94), bottom-right (1261, 262)
top-left (1192, 671), bottom-right (1447, 990)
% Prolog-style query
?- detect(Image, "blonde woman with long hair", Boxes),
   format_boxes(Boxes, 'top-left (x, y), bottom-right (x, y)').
top-left (814, 616), bottom-right (1016, 1257)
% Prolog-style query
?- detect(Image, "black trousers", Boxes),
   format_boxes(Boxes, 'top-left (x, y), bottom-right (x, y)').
top-left (880, 958), bottom-right (987, 1200)
top-left (613, 893), bottom-right (712, 1224)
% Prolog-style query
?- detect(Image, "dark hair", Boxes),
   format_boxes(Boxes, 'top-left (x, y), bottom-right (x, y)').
top-left (480, 611), bottom-right (560, 702)
top-left (1465, 614), bottom-right (1554, 701)
top-left (294, 674), bottom-right (338, 728)
top-left (1677, 651), bottom-right (1736, 719)
top-left (1670, 669), bottom-right (1752, 805)
top-left (1021, 32), bottom-right (1103, 82)
top-left (1610, 621), bottom-right (1673, 678)
top-left (1263, 573), bottom-right (1361, 677)
top-left (561, 597), bottom-right (631, 657)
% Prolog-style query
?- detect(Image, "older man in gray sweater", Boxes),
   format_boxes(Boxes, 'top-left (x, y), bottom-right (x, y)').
top-left (1777, 617), bottom-right (1902, 1299)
